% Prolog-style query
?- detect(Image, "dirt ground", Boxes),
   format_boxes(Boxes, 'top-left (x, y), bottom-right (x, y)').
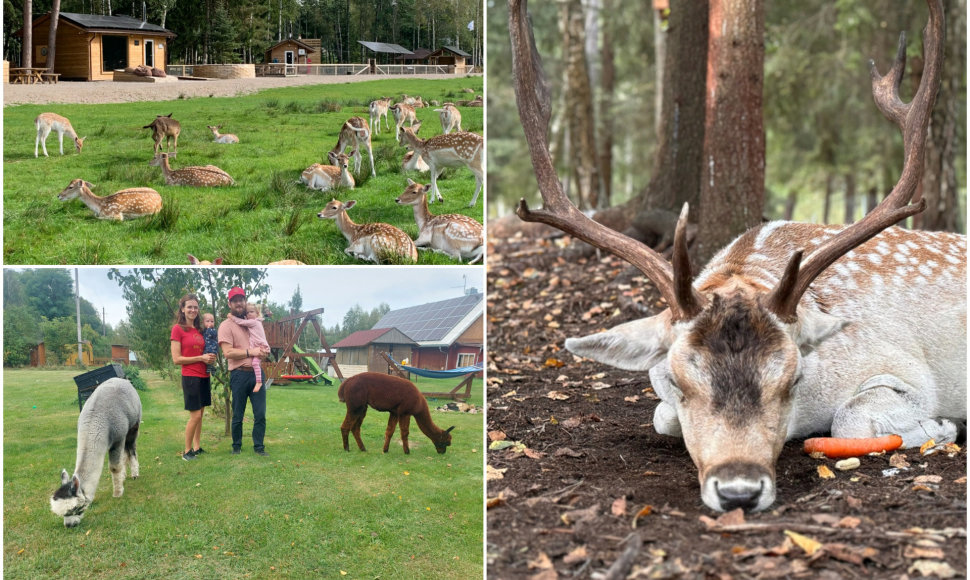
top-left (485, 232), bottom-right (967, 579)
top-left (2, 73), bottom-right (469, 106)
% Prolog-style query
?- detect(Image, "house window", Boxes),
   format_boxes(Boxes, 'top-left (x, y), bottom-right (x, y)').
top-left (457, 353), bottom-right (476, 368)
top-left (102, 35), bottom-right (128, 71)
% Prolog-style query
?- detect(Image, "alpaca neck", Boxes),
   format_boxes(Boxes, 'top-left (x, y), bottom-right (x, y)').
top-left (74, 429), bottom-right (108, 501)
top-left (413, 409), bottom-right (443, 441)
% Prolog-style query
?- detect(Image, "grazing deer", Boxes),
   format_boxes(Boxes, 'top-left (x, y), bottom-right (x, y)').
top-left (149, 153), bottom-right (234, 187)
top-left (398, 125), bottom-right (484, 207)
top-left (508, 0), bottom-right (963, 513)
top-left (301, 152), bottom-right (356, 192)
top-left (389, 103), bottom-right (418, 141)
top-left (58, 179), bottom-right (162, 221)
top-left (317, 199), bottom-right (417, 264)
top-left (330, 117), bottom-right (376, 177)
top-left (206, 125), bottom-right (239, 144)
top-left (339, 372), bottom-right (454, 454)
top-left (142, 114), bottom-right (181, 156)
top-left (35, 113), bottom-right (85, 158)
top-left (435, 103), bottom-right (462, 134)
top-left (396, 179), bottom-right (484, 264)
top-left (368, 97), bottom-right (393, 134)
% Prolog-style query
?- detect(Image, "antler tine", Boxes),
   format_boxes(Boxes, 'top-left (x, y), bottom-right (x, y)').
top-left (509, 0), bottom-right (706, 321)
top-left (673, 203), bottom-right (705, 319)
top-left (767, 0), bottom-right (943, 322)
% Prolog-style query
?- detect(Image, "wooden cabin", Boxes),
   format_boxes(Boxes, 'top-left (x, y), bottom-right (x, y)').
top-left (264, 38), bottom-right (317, 65)
top-left (427, 46), bottom-right (471, 73)
top-left (332, 328), bottom-right (417, 378)
top-left (17, 12), bottom-right (174, 81)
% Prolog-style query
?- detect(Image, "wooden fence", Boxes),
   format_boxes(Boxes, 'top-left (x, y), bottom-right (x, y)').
top-left (166, 63), bottom-right (479, 78)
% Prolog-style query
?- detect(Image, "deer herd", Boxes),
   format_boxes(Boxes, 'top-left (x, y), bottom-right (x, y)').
top-left (36, 89), bottom-right (484, 264)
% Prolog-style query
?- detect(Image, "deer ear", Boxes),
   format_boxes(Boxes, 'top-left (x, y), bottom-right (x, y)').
top-left (83, 181), bottom-right (95, 189)
top-left (792, 309), bottom-right (846, 353)
top-left (565, 311), bottom-right (674, 372)
top-left (61, 469), bottom-right (70, 485)
top-left (407, 178), bottom-right (416, 185)
top-left (188, 254), bottom-right (200, 264)
top-left (214, 258), bottom-right (224, 265)
top-left (344, 200), bottom-right (357, 210)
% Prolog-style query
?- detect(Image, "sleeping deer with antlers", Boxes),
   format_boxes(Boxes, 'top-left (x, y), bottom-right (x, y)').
top-left (508, 0), bottom-right (964, 513)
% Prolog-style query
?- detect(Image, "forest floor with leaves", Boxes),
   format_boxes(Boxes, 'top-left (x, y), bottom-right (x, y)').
top-left (485, 232), bottom-right (967, 579)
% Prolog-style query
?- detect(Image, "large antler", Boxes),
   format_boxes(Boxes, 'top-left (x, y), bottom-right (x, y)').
top-left (509, 0), bottom-right (707, 321)
top-left (766, 0), bottom-right (944, 321)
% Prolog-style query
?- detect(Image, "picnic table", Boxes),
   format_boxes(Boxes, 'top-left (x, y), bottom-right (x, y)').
top-left (9, 67), bottom-right (59, 84)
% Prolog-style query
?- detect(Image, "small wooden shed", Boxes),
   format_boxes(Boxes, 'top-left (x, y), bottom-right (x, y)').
top-left (17, 12), bottom-right (175, 81)
top-left (332, 328), bottom-right (417, 378)
top-left (428, 45), bottom-right (471, 73)
top-left (264, 38), bottom-right (317, 65)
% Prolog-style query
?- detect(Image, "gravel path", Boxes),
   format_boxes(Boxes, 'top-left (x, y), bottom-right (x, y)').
top-left (3, 73), bottom-right (469, 106)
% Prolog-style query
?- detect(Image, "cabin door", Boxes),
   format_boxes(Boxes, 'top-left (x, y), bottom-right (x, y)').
top-left (144, 40), bottom-right (154, 68)
top-left (285, 51), bottom-right (294, 65)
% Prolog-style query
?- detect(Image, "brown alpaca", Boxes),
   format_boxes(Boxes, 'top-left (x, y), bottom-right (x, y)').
top-left (338, 372), bottom-right (454, 454)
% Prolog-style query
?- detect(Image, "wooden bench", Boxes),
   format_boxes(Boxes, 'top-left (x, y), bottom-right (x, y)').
top-left (40, 72), bottom-right (60, 84)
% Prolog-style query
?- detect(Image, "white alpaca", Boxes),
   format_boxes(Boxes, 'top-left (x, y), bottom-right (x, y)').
top-left (50, 378), bottom-right (142, 528)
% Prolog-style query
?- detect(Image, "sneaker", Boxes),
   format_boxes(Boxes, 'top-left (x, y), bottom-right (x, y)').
top-left (193, 447), bottom-right (206, 455)
top-left (254, 449), bottom-right (269, 457)
top-left (182, 450), bottom-right (196, 461)
top-left (232, 448), bottom-right (241, 455)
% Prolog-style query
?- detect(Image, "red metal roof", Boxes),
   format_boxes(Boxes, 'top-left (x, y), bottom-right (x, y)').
top-left (332, 328), bottom-right (394, 348)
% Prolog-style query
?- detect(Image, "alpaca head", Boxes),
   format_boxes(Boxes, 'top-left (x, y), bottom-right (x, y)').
top-left (51, 469), bottom-right (89, 527)
top-left (435, 426), bottom-right (455, 454)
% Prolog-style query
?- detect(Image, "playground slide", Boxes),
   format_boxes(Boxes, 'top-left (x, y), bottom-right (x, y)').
top-left (292, 346), bottom-right (333, 385)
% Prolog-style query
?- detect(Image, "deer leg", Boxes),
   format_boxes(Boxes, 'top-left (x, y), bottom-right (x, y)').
top-left (383, 414), bottom-right (400, 453)
top-left (430, 168), bottom-right (444, 203)
top-left (831, 374), bottom-right (959, 448)
top-left (58, 131), bottom-right (65, 155)
top-left (399, 415), bottom-right (412, 454)
top-left (108, 443), bottom-right (126, 497)
top-left (366, 144), bottom-right (376, 177)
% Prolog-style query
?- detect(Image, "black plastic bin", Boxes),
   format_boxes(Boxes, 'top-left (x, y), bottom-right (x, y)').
top-left (73, 364), bottom-right (126, 412)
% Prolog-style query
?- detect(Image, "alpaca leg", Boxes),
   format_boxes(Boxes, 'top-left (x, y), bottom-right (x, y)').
top-left (341, 410), bottom-right (367, 451)
top-left (126, 425), bottom-right (140, 478)
top-left (352, 414), bottom-right (367, 451)
top-left (383, 415), bottom-right (400, 453)
top-left (399, 415), bottom-right (412, 454)
top-left (109, 444), bottom-right (125, 497)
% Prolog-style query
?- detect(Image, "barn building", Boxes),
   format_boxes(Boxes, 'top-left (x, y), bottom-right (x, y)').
top-left (332, 328), bottom-right (418, 377)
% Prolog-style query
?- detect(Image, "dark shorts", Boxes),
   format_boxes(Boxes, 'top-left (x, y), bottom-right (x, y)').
top-left (182, 376), bottom-right (212, 411)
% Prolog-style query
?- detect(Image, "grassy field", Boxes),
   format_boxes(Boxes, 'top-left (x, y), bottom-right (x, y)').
top-left (3, 368), bottom-right (484, 579)
top-left (3, 77), bottom-right (483, 265)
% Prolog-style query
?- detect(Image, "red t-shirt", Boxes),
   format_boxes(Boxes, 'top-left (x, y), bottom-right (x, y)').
top-left (171, 324), bottom-right (208, 378)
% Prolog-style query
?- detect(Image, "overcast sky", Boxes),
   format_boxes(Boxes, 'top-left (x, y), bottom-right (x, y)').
top-left (63, 267), bottom-right (484, 328)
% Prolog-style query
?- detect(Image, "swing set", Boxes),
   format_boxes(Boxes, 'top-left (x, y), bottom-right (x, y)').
top-left (262, 308), bottom-right (342, 386)
top-left (381, 352), bottom-right (482, 401)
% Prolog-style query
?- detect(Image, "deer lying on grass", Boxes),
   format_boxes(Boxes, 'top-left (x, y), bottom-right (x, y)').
top-left (435, 103), bottom-right (462, 134)
top-left (300, 152), bottom-right (355, 191)
top-left (206, 125), bottom-right (239, 144)
top-left (398, 124), bottom-right (484, 207)
top-left (402, 150), bottom-right (430, 173)
top-left (188, 255), bottom-right (307, 266)
top-left (317, 199), bottom-right (417, 264)
top-left (389, 103), bottom-right (418, 141)
top-left (35, 113), bottom-right (85, 157)
top-left (149, 152), bottom-right (234, 186)
top-left (509, 0), bottom-right (964, 513)
top-left (58, 179), bottom-right (162, 221)
top-left (330, 117), bottom-right (376, 177)
top-left (50, 378), bottom-right (141, 527)
top-left (369, 97), bottom-right (393, 134)
top-left (339, 372), bottom-right (454, 454)
top-left (143, 113), bottom-right (181, 156)
top-left (396, 179), bottom-right (483, 264)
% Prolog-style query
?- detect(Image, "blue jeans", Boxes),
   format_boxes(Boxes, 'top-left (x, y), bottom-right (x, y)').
top-left (230, 368), bottom-right (266, 451)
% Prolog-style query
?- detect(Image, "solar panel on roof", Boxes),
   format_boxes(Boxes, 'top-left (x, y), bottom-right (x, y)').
top-left (371, 293), bottom-right (482, 343)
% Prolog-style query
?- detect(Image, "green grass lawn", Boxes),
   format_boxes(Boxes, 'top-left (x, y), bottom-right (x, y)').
top-left (3, 77), bottom-right (483, 265)
top-left (3, 368), bottom-right (484, 579)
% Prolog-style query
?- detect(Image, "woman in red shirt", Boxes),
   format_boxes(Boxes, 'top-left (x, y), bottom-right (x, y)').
top-left (170, 294), bottom-right (216, 461)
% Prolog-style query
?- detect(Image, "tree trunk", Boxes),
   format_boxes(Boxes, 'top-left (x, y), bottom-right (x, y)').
top-left (843, 172), bottom-right (856, 224)
top-left (823, 173), bottom-right (833, 224)
top-left (865, 186), bottom-right (878, 216)
top-left (783, 189), bottom-right (797, 221)
top-left (563, 0), bottom-right (600, 210)
top-left (47, 0), bottom-right (60, 72)
top-left (695, 0), bottom-right (765, 267)
top-left (653, 8), bottom-right (666, 138)
top-left (22, 0), bottom-right (32, 69)
top-left (597, 0), bottom-right (615, 209)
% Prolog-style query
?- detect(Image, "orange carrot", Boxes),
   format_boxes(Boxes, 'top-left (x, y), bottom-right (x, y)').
top-left (803, 435), bottom-right (903, 458)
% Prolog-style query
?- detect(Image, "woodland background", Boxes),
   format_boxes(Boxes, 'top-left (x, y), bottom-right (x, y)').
top-left (487, 0), bottom-right (966, 265)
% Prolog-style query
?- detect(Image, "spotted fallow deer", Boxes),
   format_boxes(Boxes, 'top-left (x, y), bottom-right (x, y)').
top-left (149, 153), bottom-right (234, 186)
top-left (330, 117), bottom-right (376, 177)
top-left (509, 0), bottom-right (964, 513)
top-left (35, 113), bottom-right (85, 157)
top-left (396, 179), bottom-right (483, 264)
top-left (398, 124), bottom-right (484, 207)
top-left (369, 97), bottom-right (393, 134)
top-left (142, 114), bottom-right (181, 156)
top-left (389, 102), bottom-right (418, 141)
top-left (317, 199), bottom-right (418, 264)
top-left (435, 103), bottom-right (462, 134)
top-left (301, 152), bottom-right (355, 192)
top-left (58, 179), bottom-right (162, 221)
top-left (206, 125), bottom-right (239, 144)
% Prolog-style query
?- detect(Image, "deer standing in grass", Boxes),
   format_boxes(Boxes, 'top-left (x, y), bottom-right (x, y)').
top-left (206, 125), bottom-right (239, 144)
top-left (339, 372), bottom-right (454, 454)
top-left (301, 152), bottom-right (355, 192)
top-left (396, 179), bottom-right (484, 264)
top-left (317, 199), bottom-right (417, 264)
top-left (389, 103), bottom-right (418, 141)
top-left (35, 113), bottom-right (85, 157)
top-left (509, 0), bottom-right (964, 513)
top-left (435, 103), bottom-right (462, 134)
top-left (330, 117), bottom-right (376, 177)
top-left (149, 152), bottom-right (234, 186)
top-left (398, 124), bottom-right (484, 207)
top-left (58, 179), bottom-right (162, 221)
top-left (369, 97), bottom-right (393, 134)
top-left (143, 114), bottom-right (181, 156)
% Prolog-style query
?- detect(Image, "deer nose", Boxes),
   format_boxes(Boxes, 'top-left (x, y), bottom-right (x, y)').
top-left (707, 463), bottom-right (773, 512)
top-left (714, 480), bottom-right (764, 512)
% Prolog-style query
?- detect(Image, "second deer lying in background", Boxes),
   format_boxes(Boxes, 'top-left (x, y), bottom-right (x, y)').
top-left (339, 372), bottom-right (454, 454)
top-left (206, 125), bottom-right (239, 144)
top-left (149, 153), bottom-right (234, 186)
top-left (58, 179), bottom-right (162, 221)
top-left (317, 199), bottom-right (417, 264)
top-left (396, 179), bottom-right (483, 264)
top-left (300, 152), bottom-right (355, 191)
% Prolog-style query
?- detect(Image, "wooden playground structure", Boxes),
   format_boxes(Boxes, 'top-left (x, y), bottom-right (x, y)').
top-left (262, 308), bottom-right (342, 385)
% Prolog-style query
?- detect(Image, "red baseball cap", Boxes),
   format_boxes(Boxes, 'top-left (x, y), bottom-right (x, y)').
top-left (227, 287), bottom-right (246, 301)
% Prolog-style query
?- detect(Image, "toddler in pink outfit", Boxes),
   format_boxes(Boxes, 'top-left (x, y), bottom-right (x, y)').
top-left (234, 303), bottom-right (271, 392)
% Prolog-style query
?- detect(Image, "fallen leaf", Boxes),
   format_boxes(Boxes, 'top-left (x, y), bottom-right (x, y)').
top-left (717, 508), bottom-right (746, 527)
top-left (837, 516), bottom-right (862, 529)
top-left (562, 546), bottom-right (589, 565)
top-left (624, 395), bottom-right (640, 403)
top-left (544, 358), bottom-right (565, 368)
top-left (523, 448), bottom-right (544, 459)
top-left (914, 475), bottom-right (943, 484)
top-left (486, 465), bottom-right (507, 481)
top-left (561, 417), bottom-right (582, 428)
top-left (561, 504), bottom-right (599, 525)
top-left (889, 453), bottom-right (911, 469)
top-left (632, 505), bottom-right (653, 528)
top-left (590, 381), bottom-right (612, 390)
top-left (488, 430), bottom-right (507, 442)
top-left (908, 560), bottom-right (957, 578)
top-left (554, 447), bottom-right (584, 458)
top-left (821, 543), bottom-right (879, 565)
top-left (611, 496), bottom-right (627, 517)
top-left (904, 545), bottom-right (946, 559)
top-left (547, 321), bottom-right (561, 329)
top-left (919, 439), bottom-right (937, 455)
top-left (817, 465), bottom-right (835, 479)
top-left (784, 530), bottom-right (822, 556)
top-left (489, 440), bottom-right (524, 451)
top-left (587, 372), bottom-right (606, 380)
top-left (845, 495), bottom-right (863, 509)
top-left (546, 391), bottom-right (570, 401)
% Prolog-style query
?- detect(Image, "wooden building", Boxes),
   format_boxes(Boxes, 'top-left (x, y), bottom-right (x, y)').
top-left (427, 45), bottom-right (471, 73)
top-left (332, 328), bottom-right (418, 378)
top-left (264, 38), bottom-right (317, 65)
top-left (17, 12), bottom-right (174, 81)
